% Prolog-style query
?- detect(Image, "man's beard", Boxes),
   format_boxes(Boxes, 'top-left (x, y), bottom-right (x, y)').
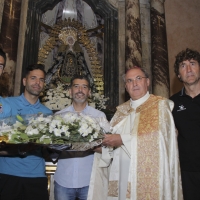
top-left (73, 92), bottom-right (88, 103)
top-left (25, 84), bottom-right (42, 96)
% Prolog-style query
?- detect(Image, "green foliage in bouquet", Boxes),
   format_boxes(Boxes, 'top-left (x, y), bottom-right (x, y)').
top-left (0, 112), bottom-right (104, 145)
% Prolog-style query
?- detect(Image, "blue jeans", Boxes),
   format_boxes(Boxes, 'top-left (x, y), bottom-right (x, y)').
top-left (54, 181), bottom-right (89, 200)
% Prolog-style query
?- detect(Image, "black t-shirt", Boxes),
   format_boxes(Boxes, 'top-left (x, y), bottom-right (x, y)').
top-left (170, 88), bottom-right (200, 172)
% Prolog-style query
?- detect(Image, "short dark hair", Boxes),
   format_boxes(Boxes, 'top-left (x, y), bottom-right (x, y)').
top-left (174, 48), bottom-right (200, 77)
top-left (70, 74), bottom-right (91, 89)
top-left (122, 66), bottom-right (149, 82)
top-left (0, 48), bottom-right (6, 67)
top-left (24, 64), bottom-right (46, 77)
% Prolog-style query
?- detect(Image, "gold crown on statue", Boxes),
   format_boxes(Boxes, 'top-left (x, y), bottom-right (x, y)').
top-left (58, 27), bottom-right (77, 45)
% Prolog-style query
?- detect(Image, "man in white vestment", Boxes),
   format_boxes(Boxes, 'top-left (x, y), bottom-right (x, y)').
top-left (88, 66), bottom-right (183, 200)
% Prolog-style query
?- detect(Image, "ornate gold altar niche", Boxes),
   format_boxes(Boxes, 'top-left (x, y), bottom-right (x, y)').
top-left (38, 18), bottom-right (104, 92)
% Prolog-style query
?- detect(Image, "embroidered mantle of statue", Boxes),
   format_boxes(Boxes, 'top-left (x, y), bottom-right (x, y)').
top-left (45, 35), bottom-right (93, 88)
top-left (38, 18), bottom-right (106, 111)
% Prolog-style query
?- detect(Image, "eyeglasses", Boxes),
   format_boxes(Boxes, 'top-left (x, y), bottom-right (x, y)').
top-left (125, 76), bottom-right (147, 84)
top-left (0, 64), bottom-right (4, 70)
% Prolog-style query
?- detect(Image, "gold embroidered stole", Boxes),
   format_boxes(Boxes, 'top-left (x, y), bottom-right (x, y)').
top-left (110, 100), bottom-right (133, 128)
top-left (135, 95), bottom-right (163, 199)
top-left (109, 95), bottom-right (165, 199)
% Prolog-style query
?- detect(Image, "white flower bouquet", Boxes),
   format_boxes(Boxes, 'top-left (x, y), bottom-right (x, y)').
top-left (0, 112), bottom-right (106, 153)
top-left (40, 82), bottom-right (109, 111)
top-left (41, 83), bottom-right (72, 110)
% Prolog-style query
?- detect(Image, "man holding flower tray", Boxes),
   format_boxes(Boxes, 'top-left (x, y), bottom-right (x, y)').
top-left (53, 75), bottom-right (109, 200)
top-left (0, 64), bottom-right (52, 200)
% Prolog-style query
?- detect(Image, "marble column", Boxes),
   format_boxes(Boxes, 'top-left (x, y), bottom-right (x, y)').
top-left (0, 0), bottom-right (22, 95)
top-left (14, 0), bottom-right (28, 96)
top-left (0, 0), bottom-right (5, 33)
top-left (150, 0), bottom-right (169, 97)
top-left (125, 0), bottom-right (142, 69)
top-left (118, 0), bottom-right (126, 104)
top-left (140, 0), bottom-right (152, 92)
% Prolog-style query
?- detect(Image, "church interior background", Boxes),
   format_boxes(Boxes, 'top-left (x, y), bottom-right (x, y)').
top-left (0, 0), bottom-right (200, 112)
top-left (0, 0), bottom-right (200, 198)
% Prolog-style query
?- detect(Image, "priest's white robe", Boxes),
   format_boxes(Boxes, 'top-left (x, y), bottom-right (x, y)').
top-left (88, 94), bottom-right (183, 200)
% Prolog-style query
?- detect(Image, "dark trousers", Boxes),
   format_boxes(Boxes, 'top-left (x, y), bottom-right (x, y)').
top-left (0, 173), bottom-right (49, 200)
top-left (181, 170), bottom-right (200, 200)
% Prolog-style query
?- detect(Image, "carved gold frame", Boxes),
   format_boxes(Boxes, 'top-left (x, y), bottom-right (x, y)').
top-left (38, 18), bottom-right (104, 92)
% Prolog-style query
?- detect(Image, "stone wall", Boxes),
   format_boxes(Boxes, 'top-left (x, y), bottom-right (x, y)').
top-left (165, 0), bottom-right (200, 95)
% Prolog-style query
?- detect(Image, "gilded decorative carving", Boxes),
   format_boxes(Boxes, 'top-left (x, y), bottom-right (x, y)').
top-left (38, 18), bottom-right (104, 93)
